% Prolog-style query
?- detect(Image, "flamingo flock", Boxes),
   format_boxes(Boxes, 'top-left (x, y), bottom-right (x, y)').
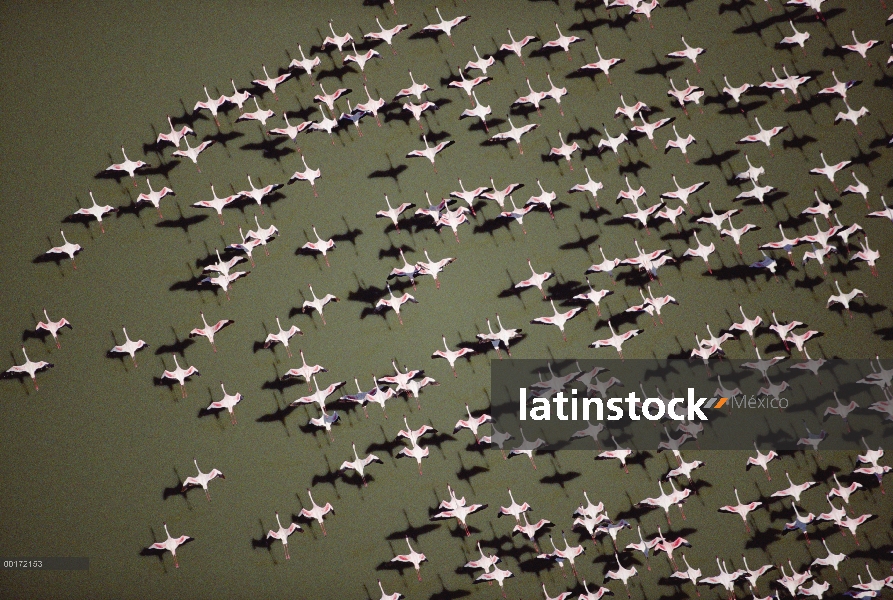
top-left (4, 0), bottom-right (892, 598)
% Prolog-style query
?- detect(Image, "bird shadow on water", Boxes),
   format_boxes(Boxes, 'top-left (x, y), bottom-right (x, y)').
top-left (250, 520), bottom-right (276, 556)
top-left (368, 154), bottom-right (409, 183)
top-left (162, 467), bottom-right (189, 502)
top-left (240, 136), bottom-right (294, 161)
top-left (154, 326), bottom-right (195, 356)
top-left (429, 574), bottom-right (471, 600)
top-left (254, 395), bottom-right (299, 435)
top-left (156, 205), bottom-right (208, 234)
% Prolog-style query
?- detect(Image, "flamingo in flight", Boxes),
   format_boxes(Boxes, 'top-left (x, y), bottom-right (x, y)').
top-left (146, 522), bottom-right (192, 568)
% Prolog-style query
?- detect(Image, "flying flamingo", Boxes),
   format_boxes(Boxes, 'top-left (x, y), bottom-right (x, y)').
top-left (718, 488), bottom-right (762, 532)
top-left (489, 117), bottom-right (538, 155)
top-left (342, 41), bottom-right (380, 82)
top-left (193, 85), bottom-right (226, 126)
top-left (35, 309), bottom-right (71, 349)
top-left (450, 179), bottom-right (489, 215)
top-left (289, 375), bottom-right (345, 414)
top-left (834, 100), bottom-right (870, 134)
top-left (146, 522), bottom-right (192, 568)
top-left (661, 175), bottom-right (708, 212)
top-left (498, 196), bottom-right (534, 234)
top-left (73, 191), bottom-right (116, 233)
top-left (266, 111), bottom-right (313, 151)
top-left (238, 175), bottom-right (284, 216)
top-left (500, 28), bottom-right (537, 66)
top-left (339, 442), bottom-right (382, 487)
top-left (415, 249), bottom-right (455, 288)
top-left (664, 125), bottom-right (696, 163)
top-left (597, 123), bottom-right (630, 161)
top-left (136, 179), bottom-right (175, 219)
top-left (223, 79), bottom-right (252, 111)
top-left (842, 171), bottom-right (870, 208)
top-left (171, 137), bottom-right (215, 172)
top-left (549, 531), bottom-right (585, 579)
top-left (515, 259), bottom-right (553, 299)
top-left (784, 502), bottom-right (816, 544)
top-left (301, 226), bottom-right (335, 266)
top-left (683, 232), bottom-right (716, 274)
top-left (597, 436), bottom-right (633, 473)
top-left (355, 84), bottom-right (386, 127)
top-left (45, 229), bottom-right (84, 270)
top-left (631, 114), bottom-right (675, 149)
top-left (779, 20), bottom-right (810, 53)
top-left (266, 512), bottom-right (301, 559)
top-left (526, 179), bottom-right (558, 219)
top-left (513, 77), bottom-right (548, 116)
top-left (476, 566), bottom-right (513, 597)
top-left (300, 488), bottom-right (334, 536)
top-left (771, 471), bottom-right (817, 503)
top-left (729, 304), bottom-right (763, 346)
top-left (811, 538), bottom-right (846, 579)
top-left (543, 22), bottom-right (583, 60)
top-left (226, 227), bottom-right (262, 267)
top-left (189, 312), bottom-right (234, 352)
top-left (570, 167), bottom-right (604, 208)
top-left (375, 284), bottom-right (418, 325)
top-left (721, 75), bottom-right (753, 110)
top-left (4, 347), bottom-right (53, 390)
top-left (161, 354), bottom-right (199, 398)
top-left (289, 154), bottom-right (322, 196)
top-left (508, 427), bottom-right (546, 469)
top-left (156, 115), bottom-right (194, 147)
top-left (376, 195), bottom-right (414, 231)
top-left (453, 403), bottom-right (491, 442)
top-left (406, 134), bottom-right (452, 173)
top-left (449, 67), bottom-right (490, 104)
top-left (465, 46), bottom-right (496, 76)
top-left (264, 317), bottom-right (302, 357)
top-left (207, 382), bottom-right (242, 425)
top-left (513, 512), bottom-right (551, 551)
top-left (181, 457), bottom-right (225, 502)
top-left (850, 235), bottom-right (880, 277)
top-left (433, 336), bottom-right (474, 377)
top-left (364, 18), bottom-right (409, 55)
top-left (308, 106), bottom-right (339, 144)
top-left (736, 117), bottom-right (787, 154)
top-left (667, 36), bottom-right (705, 71)
top-left (590, 321), bottom-right (641, 359)
top-left (376, 580), bottom-right (401, 600)
top-left (580, 46), bottom-right (624, 83)
top-left (394, 71), bottom-right (431, 101)
top-left (420, 7), bottom-right (468, 46)
top-left (235, 97), bottom-right (275, 125)
top-left (391, 537), bottom-right (427, 580)
top-left (464, 540), bottom-right (499, 575)
top-left (302, 284), bottom-right (338, 326)
top-left (701, 557), bottom-right (743, 600)
top-left (809, 152), bottom-right (850, 191)
top-left (549, 131), bottom-right (580, 169)
top-left (531, 300), bottom-right (583, 341)
top-left (322, 19), bottom-right (353, 57)
top-left (109, 328), bottom-right (148, 367)
top-left (192, 184), bottom-right (238, 225)
top-left (477, 314), bottom-right (522, 358)
top-left (459, 91), bottom-right (491, 132)
top-left (437, 205), bottom-right (469, 243)
top-left (841, 29), bottom-right (880, 66)
top-left (827, 280), bottom-right (866, 319)
top-left (288, 44), bottom-right (320, 85)
top-left (605, 552), bottom-right (638, 598)
top-left (574, 281), bottom-right (613, 317)
top-left (671, 554), bottom-right (702, 597)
